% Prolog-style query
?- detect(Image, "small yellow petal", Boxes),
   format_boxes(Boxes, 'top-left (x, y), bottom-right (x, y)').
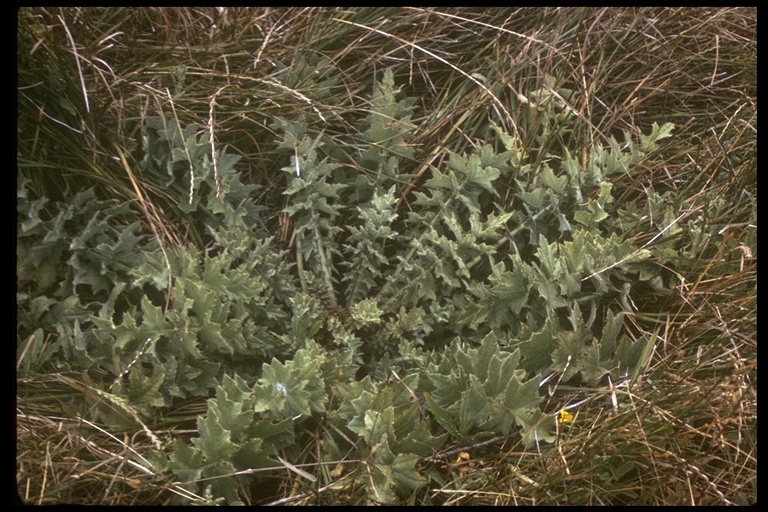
top-left (558, 410), bottom-right (574, 424)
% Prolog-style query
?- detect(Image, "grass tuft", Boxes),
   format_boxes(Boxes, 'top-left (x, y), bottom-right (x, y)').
top-left (17, 7), bottom-right (755, 505)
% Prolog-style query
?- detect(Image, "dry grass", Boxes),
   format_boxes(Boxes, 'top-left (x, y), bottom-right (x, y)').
top-left (16, 374), bottom-right (186, 505)
top-left (17, 7), bottom-right (755, 505)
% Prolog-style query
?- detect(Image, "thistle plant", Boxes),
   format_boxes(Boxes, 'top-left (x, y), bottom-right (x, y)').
top-left (17, 7), bottom-right (755, 506)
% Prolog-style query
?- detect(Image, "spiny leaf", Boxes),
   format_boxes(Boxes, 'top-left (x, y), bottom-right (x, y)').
top-left (423, 392), bottom-right (460, 438)
top-left (458, 375), bottom-right (489, 436)
top-left (193, 407), bottom-right (239, 462)
top-left (170, 438), bottom-right (204, 483)
top-left (639, 121), bottom-right (675, 152)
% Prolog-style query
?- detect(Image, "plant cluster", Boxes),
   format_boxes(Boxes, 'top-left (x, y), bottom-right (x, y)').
top-left (17, 7), bottom-right (755, 506)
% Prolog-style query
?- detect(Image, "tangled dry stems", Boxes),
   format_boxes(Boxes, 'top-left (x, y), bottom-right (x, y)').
top-left (17, 7), bottom-right (755, 505)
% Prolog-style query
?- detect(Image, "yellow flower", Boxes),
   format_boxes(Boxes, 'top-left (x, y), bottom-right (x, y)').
top-left (558, 410), bottom-right (574, 425)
